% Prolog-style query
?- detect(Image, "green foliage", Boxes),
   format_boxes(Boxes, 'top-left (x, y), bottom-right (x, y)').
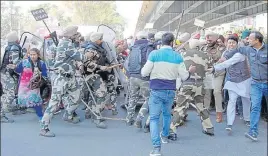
top-left (1, 1), bottom-right (125, 39)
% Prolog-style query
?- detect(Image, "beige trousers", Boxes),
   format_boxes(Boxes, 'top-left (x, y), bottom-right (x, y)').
top-left (204, 75), bottom-right (225, 112)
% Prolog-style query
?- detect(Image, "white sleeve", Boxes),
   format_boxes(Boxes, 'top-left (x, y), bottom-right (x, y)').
top-left (141, 60), bottom-right (154, 77)
top-left (214, 53), bottom-right (245, 71)
top-left (177, 62), bottom-right (190, 81)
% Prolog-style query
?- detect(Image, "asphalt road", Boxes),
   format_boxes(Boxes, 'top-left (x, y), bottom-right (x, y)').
top-left (1, 95), bottom-right (267, 156)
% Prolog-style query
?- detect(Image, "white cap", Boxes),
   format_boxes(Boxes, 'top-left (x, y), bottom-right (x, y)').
top-left (6, 31), bottom-right (18, 42)
top-left (178, 32), bottom-right (190, 43)
top-left (62, 26), bottom-right (78, 37)
top-left (136, 31), bottom-right (147, 40)
top-left (90, 32), bottom-right (103, 42)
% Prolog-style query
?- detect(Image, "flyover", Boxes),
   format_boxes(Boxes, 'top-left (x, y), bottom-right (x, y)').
top-left (135, 1), bottom-right (267, 34)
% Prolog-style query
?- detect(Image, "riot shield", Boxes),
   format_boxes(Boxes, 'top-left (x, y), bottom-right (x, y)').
top-left (97, 24), bottom-right (128, 91)
top-left (19, 32), bottom-right (44, 59)
top-left (97, 24), bottom-right (116, 43)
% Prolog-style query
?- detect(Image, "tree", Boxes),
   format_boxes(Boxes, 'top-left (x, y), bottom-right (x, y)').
top-left (1, 1), bottom-right (22, 38)
top-left (61, 1), bottom-right (126, 37)
top-left (29, 3), bottom-right (72, 27)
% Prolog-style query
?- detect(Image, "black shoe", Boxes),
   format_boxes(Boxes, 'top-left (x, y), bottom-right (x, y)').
top-left (168, 132), bottom-right (177, 141)
top-left (134, 120), bottom-right (142, 128)
top-left (202, 130), bottom-right (214, 136)
top-left (144, 124), bottom-right (150, 133)
top-left (126, 120), bottom-right (134, 126)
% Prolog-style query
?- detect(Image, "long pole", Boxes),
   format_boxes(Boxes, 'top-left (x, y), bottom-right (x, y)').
top-left (42, 20), bottom-right (58, 46)
top-left (175, 10), bottom-right (185, 42)
top-left (42, 20), bottom-right (51, 34)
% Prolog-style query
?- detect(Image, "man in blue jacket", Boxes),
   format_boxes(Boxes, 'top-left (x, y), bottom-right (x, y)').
top-left (215, 31), bottom-right (267, 141)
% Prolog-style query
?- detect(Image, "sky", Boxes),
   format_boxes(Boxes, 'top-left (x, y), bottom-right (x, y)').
top-left (13, 1), bottom-right (143, 38)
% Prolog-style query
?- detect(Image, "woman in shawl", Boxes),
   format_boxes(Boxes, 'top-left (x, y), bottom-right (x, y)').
top-left (15, 48), bottom-right (48, 121)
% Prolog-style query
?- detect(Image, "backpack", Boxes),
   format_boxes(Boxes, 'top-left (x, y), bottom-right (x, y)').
top-left (126, 44), bottom-right (148, 74)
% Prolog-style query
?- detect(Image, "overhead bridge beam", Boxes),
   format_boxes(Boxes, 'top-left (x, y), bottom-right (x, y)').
top-left (187, 1), bottom-right (267, 30)
top-left (180, 1), bottom-right (236, 27)
top-left (204, 1), bottom-right (267, 27)
top-left (161, 1), bottom-right (205, 28)
top-left (148, 1), bottom-right (175, 23)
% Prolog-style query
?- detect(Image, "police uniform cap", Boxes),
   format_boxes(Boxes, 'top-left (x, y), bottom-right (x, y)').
top-left (90, 32), bottom-right (103, 42)
top-left (205, 31), bottom-right (218, 38)
top-left (136, 31), bottom-right (147, 40)
top-left (6, 31), bottom-right (18, 42)
top-left (189, 39), bottom-right (201, 49)
top-left (62, 26), bottom-right (78, 37)
top-left (155, 31), bottom-right (166, 41)
top-left (85, 32), bottom-right (94, 41)
top-left (178, 32), bottom-right (190, 43)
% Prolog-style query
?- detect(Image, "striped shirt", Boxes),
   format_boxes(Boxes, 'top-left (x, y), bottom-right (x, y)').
top-left (141, 46), bottom-right (190, 90)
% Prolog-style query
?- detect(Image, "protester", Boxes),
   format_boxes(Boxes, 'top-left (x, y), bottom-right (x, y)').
top-left (141, 32), bottom-right (195, 156)
top-left (14, 48), bottom-right (48, 121)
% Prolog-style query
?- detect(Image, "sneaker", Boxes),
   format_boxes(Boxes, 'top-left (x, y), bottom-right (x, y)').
top-left (245, 132), bottom-right (257, 141)
top-left (39, 128), bottom-right (55, 137)
top-left (134, 120), bottom-right (142, 128)
top-left (225, 125), bottom-right (232, 131)
top-left (244, 121), bottom-right (250, 127)
top-left (160, 132), bottom-right (169, 144)
top-left (150, 147), bottom-right (162, 156)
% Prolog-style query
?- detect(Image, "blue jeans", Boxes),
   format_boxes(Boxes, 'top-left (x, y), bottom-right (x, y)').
top-left (149, 90), bottom-right (175, 148)
top-left (249, 81), bottom-right (268, 136)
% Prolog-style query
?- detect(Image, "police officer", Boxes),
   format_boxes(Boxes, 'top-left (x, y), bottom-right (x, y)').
top-left (170, 39), bottom-right (214, 137)
top-left (82, 32), bottom-right (111, 129)
top-left (201, 31), bottom-right (226, 123)
top-left (40, 26), bottom-right (86, 137)
top-left (0, 31), bottom-right (22, 117)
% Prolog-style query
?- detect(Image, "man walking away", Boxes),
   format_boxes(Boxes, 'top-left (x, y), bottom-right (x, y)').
top-left (141, 33), bottom-right (195, 156)
top-left (125, 31), bottom-right (150, 126)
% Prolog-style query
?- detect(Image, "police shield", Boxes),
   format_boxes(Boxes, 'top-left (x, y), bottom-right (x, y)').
top-left (97, 24), bottom-right (116, 43)
top-left (19, 32), bottom-right (44, 59)
top-left (97, 24), bottom-right (128, 88)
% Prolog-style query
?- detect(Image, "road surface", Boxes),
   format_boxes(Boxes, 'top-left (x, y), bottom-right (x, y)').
top-left (1, 95), bottom-right (267, 156)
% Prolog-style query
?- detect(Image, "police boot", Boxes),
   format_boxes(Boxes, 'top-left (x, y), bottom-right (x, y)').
top-left (144, 124), bottom-right (150, 133)
top-left (168, 132), bottom-right (177, 141)
top-left (10, 106), bottom-right (21, 115)
top-left (39, 128), bottom-right (56, 137)
top-left (85, 109), bottom-right (92, 119)
top-left (1, 115), bottom-right (14, 123)
top-left (92, 113), bottom-right (107, 129)
top-left (63, 111), bottom-right (80, 124)
top-left (202, 128), bottom-right (214, 136)
top-left (20, 107), bottom-right (27, 114)
top-left (134, 119), bottom-right (142, 128)
top-left (112, 107), bottom-right (118, 115)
